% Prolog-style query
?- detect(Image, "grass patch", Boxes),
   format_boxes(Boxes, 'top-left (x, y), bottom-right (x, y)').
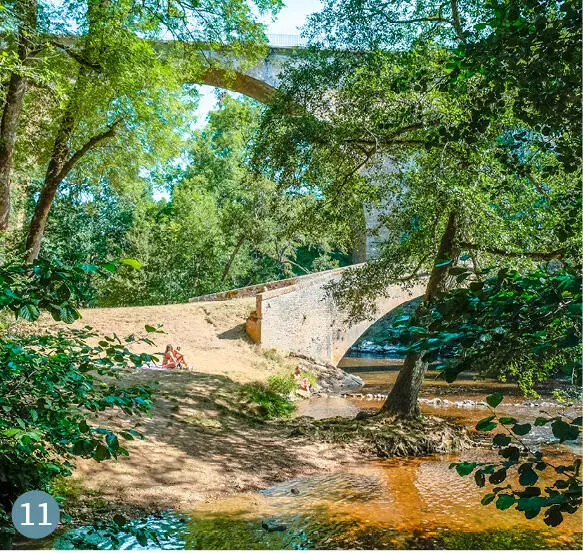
top-left (262, 348), bottom-right (284, 362)
top-left (240, 383), bottom-right (295, 419)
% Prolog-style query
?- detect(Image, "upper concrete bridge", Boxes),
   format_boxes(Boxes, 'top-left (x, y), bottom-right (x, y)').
top-left (195, 33), bottom-right (306, 103)
top-left (190, 265), bottom-right (425, 366)
top-left (48, 33), bottom-right (306, 103)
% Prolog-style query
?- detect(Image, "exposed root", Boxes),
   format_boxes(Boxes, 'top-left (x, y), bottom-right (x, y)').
top-left (288, 412), bottom-right (473, 458)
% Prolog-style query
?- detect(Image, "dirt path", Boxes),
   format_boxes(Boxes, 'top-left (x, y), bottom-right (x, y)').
top-left (57, 300), bottom-right (363, 517)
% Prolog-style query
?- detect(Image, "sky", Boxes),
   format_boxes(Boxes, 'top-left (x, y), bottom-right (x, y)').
top-left (192, 0), bottom-right (322, 125)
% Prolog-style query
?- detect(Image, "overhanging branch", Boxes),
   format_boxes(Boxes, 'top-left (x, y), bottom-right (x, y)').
top-left (459, 242), bottom-right (563, 261)
top-left (57, 119), bottom-right (122, 183)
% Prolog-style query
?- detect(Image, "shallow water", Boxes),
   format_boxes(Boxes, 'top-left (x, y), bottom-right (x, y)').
top-left (49, 448), bottom-right (582, 550)
top-left (35, 359), bottom-right (583, 550)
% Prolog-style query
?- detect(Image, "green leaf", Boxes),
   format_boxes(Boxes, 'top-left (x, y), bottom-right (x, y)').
top-left (474, 469), bottom-right (486, 487)
top-left (435, 259), bottom-right (452, 267)
top-left (120, 258), bottom-right (143, 270)
top-left (3, 428), bottom-right (21, 438)
top-left (492, 433), bottom-right (511, 447)
top-left (455, 462), bottom-right (477, 477)
top-left (543, 506), bottom-right (563, 527)
top-left (520, 487), bottom-right (541, 498)
top-left (499, 417), bottom-right (517, 425)
top-left (476, 415), bottom-right (497, 432)
top-left (496, 494), bottom-right (515, 510)
top-left (512, 423), bottom-right (532, 436)
top-left (499, 446), bottom-right (520, 461)
top-left (534, 417), bottom-right (549, 426)
top-left (486, 392), bottom-right (503, 408)
top-left (518, 466), bottom-right (538, 486)
top-left (93, 443), bottom-right (111, 462)
top-left (481, 493), bottom-right (496, 506)
top-left (113, 514), bottom-right (128, 527)
top-left (551, 419), bottom-right (580, 442)
top-left (489, 467), bottom-right (507, 484)
top-left (18, 304), bottom-right (40, 321)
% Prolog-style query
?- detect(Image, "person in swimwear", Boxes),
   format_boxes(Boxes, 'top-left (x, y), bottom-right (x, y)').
top-left (174, 346), bottom-right (188, 369)
top-left (162, 344), bottom-right (178, 369)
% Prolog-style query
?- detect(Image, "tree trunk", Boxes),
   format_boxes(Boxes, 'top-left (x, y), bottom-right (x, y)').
top-left (24, 80), bottom-right (80, 262)
top-left (222, 235), bottom-right (246, 281)
top-left (0, 0), bottom-right (38, 230)
top-left (380, 211), bottom-right (459, 417)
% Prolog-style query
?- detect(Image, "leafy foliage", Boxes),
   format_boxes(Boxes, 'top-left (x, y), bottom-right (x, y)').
top-left (451, 395), bottom-right (582, 526)
top-left (97, 97), bottom-right (351, 306)
top-left (383, 266), bottom-right (581, 394)
top-left (0, 256), bottom-right (140, 322)
top-left (0, 258), bottom-right (157, 543)
top-left (240, 382), bottom-right (296, 419)
top-left (267, 375), bottom-right (297, 395)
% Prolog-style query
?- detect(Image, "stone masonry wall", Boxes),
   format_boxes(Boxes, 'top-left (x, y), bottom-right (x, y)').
top-left (250, 266), bottom-right (426, 365)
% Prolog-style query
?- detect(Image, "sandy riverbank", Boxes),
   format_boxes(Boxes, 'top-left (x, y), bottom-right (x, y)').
top-left (47, 299), bottom-right (366, 519)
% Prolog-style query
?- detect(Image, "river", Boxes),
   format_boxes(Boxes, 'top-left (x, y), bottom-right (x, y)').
top-left (33, 357), bottom-right (583, 549)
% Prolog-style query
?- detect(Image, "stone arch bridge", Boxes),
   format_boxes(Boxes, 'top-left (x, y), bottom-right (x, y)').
top-left (190, 265), bottom-right (425, 366)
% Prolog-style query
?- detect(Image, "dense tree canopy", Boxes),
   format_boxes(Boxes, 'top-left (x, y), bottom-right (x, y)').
top-left (252, 0), bottom-right (581, 413)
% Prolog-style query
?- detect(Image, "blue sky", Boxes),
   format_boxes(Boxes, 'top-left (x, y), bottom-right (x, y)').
top-left (193, 0), bottom-right (322, 125)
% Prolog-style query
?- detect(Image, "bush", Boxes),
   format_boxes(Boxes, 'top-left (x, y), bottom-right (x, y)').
top-left (267, 375), bottom-right (297, 395)
top-left (0, 258), bottom-right (156, 546)
top-left (240, 383), bottom-right (295, 419)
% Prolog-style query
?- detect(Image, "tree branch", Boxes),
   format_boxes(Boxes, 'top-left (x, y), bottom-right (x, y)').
top-left (50, 41), bottom-right (102, 71)
top-left (57, 119), bottom-right (122, 183)
top-left (450, 0), bottom-right (467, 43)
top-left (459, 242), bottom-right (563, 261)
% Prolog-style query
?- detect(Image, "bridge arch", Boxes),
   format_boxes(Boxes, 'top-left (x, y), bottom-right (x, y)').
top-left (198, 67), bottom-right (277, 104)
top-left (242, 266), bottom-right (426, 366)
top-left (192, 39), bottom-right (304, 103)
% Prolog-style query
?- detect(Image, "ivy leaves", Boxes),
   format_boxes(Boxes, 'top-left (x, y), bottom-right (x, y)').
top-left (450, 395), bottom-right (582, 527)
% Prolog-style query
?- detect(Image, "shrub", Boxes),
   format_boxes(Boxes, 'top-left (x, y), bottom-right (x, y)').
top-left (0, 258), bottom-right (156, 546)
top-left (267, 375), bottom-right (297, 395)
top-left (240, 384), bottom-right (295, 419)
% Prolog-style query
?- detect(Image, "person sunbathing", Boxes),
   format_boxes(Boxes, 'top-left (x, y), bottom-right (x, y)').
top-left (162, 344), bottom-right (178, 369)
top-left (174, 346), bottom-right (188, 369)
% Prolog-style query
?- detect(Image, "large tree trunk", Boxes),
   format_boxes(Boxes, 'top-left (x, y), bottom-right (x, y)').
top-left (0, 0), bottom-right (38, 230)
top-left (380, 211), bottom-right (459, 418)
top-left (24, 82), bottom-right (119, 262)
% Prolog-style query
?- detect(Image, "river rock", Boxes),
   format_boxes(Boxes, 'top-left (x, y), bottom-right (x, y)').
top-left (262, 519), bottom-right (287, 532)
top-left (290, 355), bottom-right (364, 393)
